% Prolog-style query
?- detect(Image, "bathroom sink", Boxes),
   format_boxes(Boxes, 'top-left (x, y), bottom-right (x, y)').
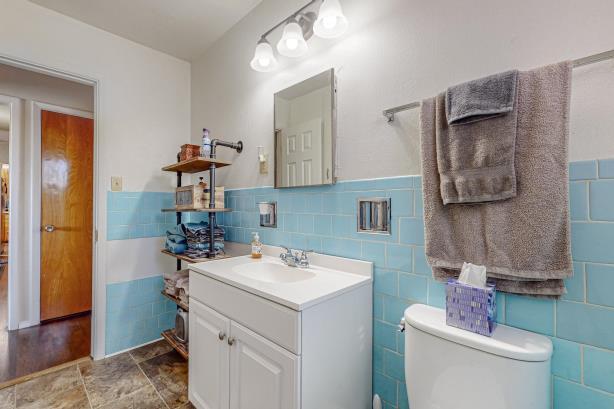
top-left (232, 262), bottom-right (316, 283)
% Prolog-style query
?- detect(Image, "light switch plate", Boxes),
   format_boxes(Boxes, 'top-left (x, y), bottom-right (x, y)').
top-left (111, 176), bottom-right (122, 192)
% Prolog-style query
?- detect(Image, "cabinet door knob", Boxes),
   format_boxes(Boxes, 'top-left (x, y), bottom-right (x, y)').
top-left (43, 224), bottom-right (56, 232)
top-left (218, 331), bottom-right (226, 341)
top-left (227, 337), bottom-right (235, 346)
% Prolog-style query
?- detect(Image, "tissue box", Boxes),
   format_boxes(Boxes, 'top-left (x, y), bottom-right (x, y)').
top-left (446, 279), bottom-right (497, 337)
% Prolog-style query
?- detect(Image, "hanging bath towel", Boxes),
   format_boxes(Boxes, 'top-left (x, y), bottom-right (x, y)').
top-left (420, 61), bottom-right (573, 297)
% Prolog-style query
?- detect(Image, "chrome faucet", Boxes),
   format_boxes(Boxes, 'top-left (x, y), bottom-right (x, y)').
top-left (280, 247), bottom-right (312, 268)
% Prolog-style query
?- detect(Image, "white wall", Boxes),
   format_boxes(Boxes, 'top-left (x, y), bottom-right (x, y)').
top-left (0, 63), bottom-right (94, 111)
top-left (0, 0), bottom-right (190, 355)
top-left (191, 0), bottom-right (614, 188)
top-left (0, 142), bottom-right (8, 164)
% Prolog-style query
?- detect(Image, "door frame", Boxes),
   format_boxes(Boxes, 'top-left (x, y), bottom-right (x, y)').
top-left (0, 52), bottom-right (104, 359)
top-left (0, 94), bottom-right (22, 331)
top-left (32, 102), bottom-right (94, 325)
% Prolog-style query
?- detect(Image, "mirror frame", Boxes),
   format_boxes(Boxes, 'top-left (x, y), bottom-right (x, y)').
top-left (274, 68), bottom-right (336, 189)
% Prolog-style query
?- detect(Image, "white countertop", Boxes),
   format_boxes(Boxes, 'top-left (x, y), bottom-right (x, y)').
top-left (189, 247), bottom-right (372, 311)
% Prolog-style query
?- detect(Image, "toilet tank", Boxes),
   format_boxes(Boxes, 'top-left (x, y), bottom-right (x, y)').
top-left (404, 304), bottom-right (552, 409)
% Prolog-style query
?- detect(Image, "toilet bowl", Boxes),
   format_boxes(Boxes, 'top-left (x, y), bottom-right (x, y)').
top-left (404, 304), bottom-right (552, 409)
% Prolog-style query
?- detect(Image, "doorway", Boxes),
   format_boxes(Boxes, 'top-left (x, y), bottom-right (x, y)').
top-left (0, 61), bottom-right (97, 385)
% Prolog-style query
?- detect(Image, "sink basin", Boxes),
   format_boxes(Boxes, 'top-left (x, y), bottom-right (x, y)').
top-left (232, 262), bottom-right (316, 284)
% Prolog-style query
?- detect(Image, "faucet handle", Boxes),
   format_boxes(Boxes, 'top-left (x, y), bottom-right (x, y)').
top-left (298, 250), bottom-right (313, 267)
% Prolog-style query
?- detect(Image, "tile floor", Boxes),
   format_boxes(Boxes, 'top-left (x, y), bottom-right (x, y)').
top-left (0, 340), bottom-right (193, 409)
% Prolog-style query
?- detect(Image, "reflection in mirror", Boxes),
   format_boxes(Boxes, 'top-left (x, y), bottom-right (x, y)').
top-left (274, 69), bottom-right (335, 188)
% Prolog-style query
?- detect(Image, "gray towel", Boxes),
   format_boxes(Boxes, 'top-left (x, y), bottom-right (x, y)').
top-left (420, 62), bottom-right (573, 297)
top-left (446, 70), bottom-right (518, 125)
top-left (438, 70), bottom-right (519, 204)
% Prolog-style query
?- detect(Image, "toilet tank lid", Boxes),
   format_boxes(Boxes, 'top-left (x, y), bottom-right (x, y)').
top-left (404, 304), bottom-right (553, 362)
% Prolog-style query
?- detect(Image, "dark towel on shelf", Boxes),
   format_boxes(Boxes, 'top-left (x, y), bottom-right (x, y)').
top-left (420, 61), bottom-right (573, 297)
top-left (438, 70), bottom-right (519, 204)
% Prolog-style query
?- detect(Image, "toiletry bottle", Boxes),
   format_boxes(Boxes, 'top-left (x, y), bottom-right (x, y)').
top-left (251, 232), bottom-right (262, 259)
top-left (201, 128), bottom-right (211, 157)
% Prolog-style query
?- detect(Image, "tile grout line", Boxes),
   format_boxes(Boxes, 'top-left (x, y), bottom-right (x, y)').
top-left (136, 360), bottom-right (171, 409)
top-left (77, 365), bottom-right (94, 409)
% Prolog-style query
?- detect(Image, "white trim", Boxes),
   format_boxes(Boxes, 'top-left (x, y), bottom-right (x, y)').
top-left (0, 53), bottom-right (106, 360)
top-left (30, 101), bottom-right (94, 328)
top-left (0, 93), bottom-right (22, 331)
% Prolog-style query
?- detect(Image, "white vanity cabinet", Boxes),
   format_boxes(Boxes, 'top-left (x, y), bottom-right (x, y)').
top-left (190, 297), bottom-right (299, 409)
top-left (188, 252), bottom-right (372, 409)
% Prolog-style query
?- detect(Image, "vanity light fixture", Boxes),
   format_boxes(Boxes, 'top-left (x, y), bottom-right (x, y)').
top-left (250, 38), bottom-right (279, 72)
top-left (250, 0), bottom-right (348, 72)
top-left (277, 18), bottom-right (309, 58)
top-left (313, 0), bottom-right (348, 39)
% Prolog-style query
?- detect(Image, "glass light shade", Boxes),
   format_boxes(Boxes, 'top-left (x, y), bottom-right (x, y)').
top-left (250, 40), bottom-right (278, 72)
top-left (277, 20), bottom-right (309, 58)
top-left (313, 0), bottom-right (348, 39)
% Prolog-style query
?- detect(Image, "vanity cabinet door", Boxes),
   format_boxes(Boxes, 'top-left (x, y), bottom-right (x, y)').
top-left (189, 298), bottom-right (231, 409)
top-left (229, 321), bottom-right (300, 409)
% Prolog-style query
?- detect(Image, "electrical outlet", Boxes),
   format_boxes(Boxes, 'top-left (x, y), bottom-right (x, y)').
top-left (111, 176), bottom-right (122, 192)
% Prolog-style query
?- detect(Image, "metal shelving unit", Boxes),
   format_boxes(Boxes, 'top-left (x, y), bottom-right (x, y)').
top-left (159, 140), bottom-right (243, 359)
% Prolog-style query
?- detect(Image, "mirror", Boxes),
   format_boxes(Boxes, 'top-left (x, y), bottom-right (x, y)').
top-left (274, 69), bottom-right (335, 188)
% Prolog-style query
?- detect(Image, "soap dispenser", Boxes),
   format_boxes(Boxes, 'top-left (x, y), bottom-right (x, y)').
top-left (251, 232), bottom-right (262, 259)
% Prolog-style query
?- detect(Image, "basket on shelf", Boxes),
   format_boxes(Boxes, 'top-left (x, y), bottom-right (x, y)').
top-left (179, 144), bottom-right (202, 161)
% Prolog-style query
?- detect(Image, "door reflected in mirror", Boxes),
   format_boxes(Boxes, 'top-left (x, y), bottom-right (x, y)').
top-left (274, 69), bottom-right (335, 188)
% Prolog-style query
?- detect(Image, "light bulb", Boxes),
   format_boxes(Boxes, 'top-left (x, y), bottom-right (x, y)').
top-left (277, 19), bottom-right (309, 58)
top-left (322, 15), bottom-right (337, 29)
top-left (250, 39), bottom-right (278, 72)
top-left (286, 38), bottom-right (299, 50)
top-left (314, 0), bottom-right (348, 39)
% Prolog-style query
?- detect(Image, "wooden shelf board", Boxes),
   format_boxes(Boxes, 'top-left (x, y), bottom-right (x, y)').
top-left (161, 291), bottom-right (189, 311)
top-left (162, 157), bottom-right (231, 174)
top-left (161, 249), bottom-right (232, 264)
top-left (161, 207), bottom-right (231, 213)
top-left (161, 329), bottom-right (189, 360)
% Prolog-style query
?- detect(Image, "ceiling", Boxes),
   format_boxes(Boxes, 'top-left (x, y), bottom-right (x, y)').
top-left (28, 0), bottom-right (263, 61)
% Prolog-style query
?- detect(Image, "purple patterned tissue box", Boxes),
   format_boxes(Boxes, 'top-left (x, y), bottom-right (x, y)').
top-left (446, 279), bottom-right (497, 337)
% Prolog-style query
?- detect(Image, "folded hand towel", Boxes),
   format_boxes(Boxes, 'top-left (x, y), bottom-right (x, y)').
top-left (421, 62), bottom-right (573, 297)
top-left (446, 70), bottom-right (518, 125)
top-left (165, 240), bottom-right (187, 255)
top-left (438, 70), bottom-right (519, 204)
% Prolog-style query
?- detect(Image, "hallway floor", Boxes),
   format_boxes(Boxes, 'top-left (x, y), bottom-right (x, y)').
top-left (0, 340), bottom-right (193, 408)
top-left (0, 261), bottom-right (91, 385)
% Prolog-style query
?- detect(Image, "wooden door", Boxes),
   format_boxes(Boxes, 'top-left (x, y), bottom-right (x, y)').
top-left (189, 298), bottom-right (231, 409)
top-left (280, 118), bottom-right (323, 187)
top-left (40, 110), bottom-right (93, 321)
top-left (229, 321), bottom-right (300, 409)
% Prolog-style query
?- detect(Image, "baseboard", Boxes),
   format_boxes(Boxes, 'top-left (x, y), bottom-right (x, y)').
top-left (17, 320), bottom-right (38, 329)
top-left (103, 337), bottom-right (163, 360)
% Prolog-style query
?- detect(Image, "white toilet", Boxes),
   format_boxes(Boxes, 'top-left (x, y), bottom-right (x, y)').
top-left (403, 304), bottom-right (553, 409)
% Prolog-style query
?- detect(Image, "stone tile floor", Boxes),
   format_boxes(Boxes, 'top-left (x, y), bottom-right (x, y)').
top-left (0, 340), bottom-right (194, 409)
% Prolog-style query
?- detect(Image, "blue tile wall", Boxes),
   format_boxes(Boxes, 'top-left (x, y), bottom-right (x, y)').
top-left (106, 275), bottom-right (176, 355)
top-left (107, 191), bottom-right (177, 240)
top-left (218, 159), bottom-right (614, 409)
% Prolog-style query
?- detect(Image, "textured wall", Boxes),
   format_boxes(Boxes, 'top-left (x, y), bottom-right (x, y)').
top-left (217, 158), bottom-right (614, 409)
top-left (191, 0), bottom-right (614, 188)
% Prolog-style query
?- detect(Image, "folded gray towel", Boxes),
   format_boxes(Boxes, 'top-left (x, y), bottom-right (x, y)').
top-left (437, 70), bottom-right (519, 204)
top-left (421, 61), bottom-right (573, 297)
top-left (446, 70), bottom-right (518, 125)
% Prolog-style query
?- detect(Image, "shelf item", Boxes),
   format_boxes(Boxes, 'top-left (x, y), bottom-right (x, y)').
top-left (161, 207), bottom-right (231, 213)
top-left (162, 157), bottom-right (231, 174)
top-left (161, 291), bottom-right (189, 311)
top-left (161, 329), bottom-right (189, 360)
